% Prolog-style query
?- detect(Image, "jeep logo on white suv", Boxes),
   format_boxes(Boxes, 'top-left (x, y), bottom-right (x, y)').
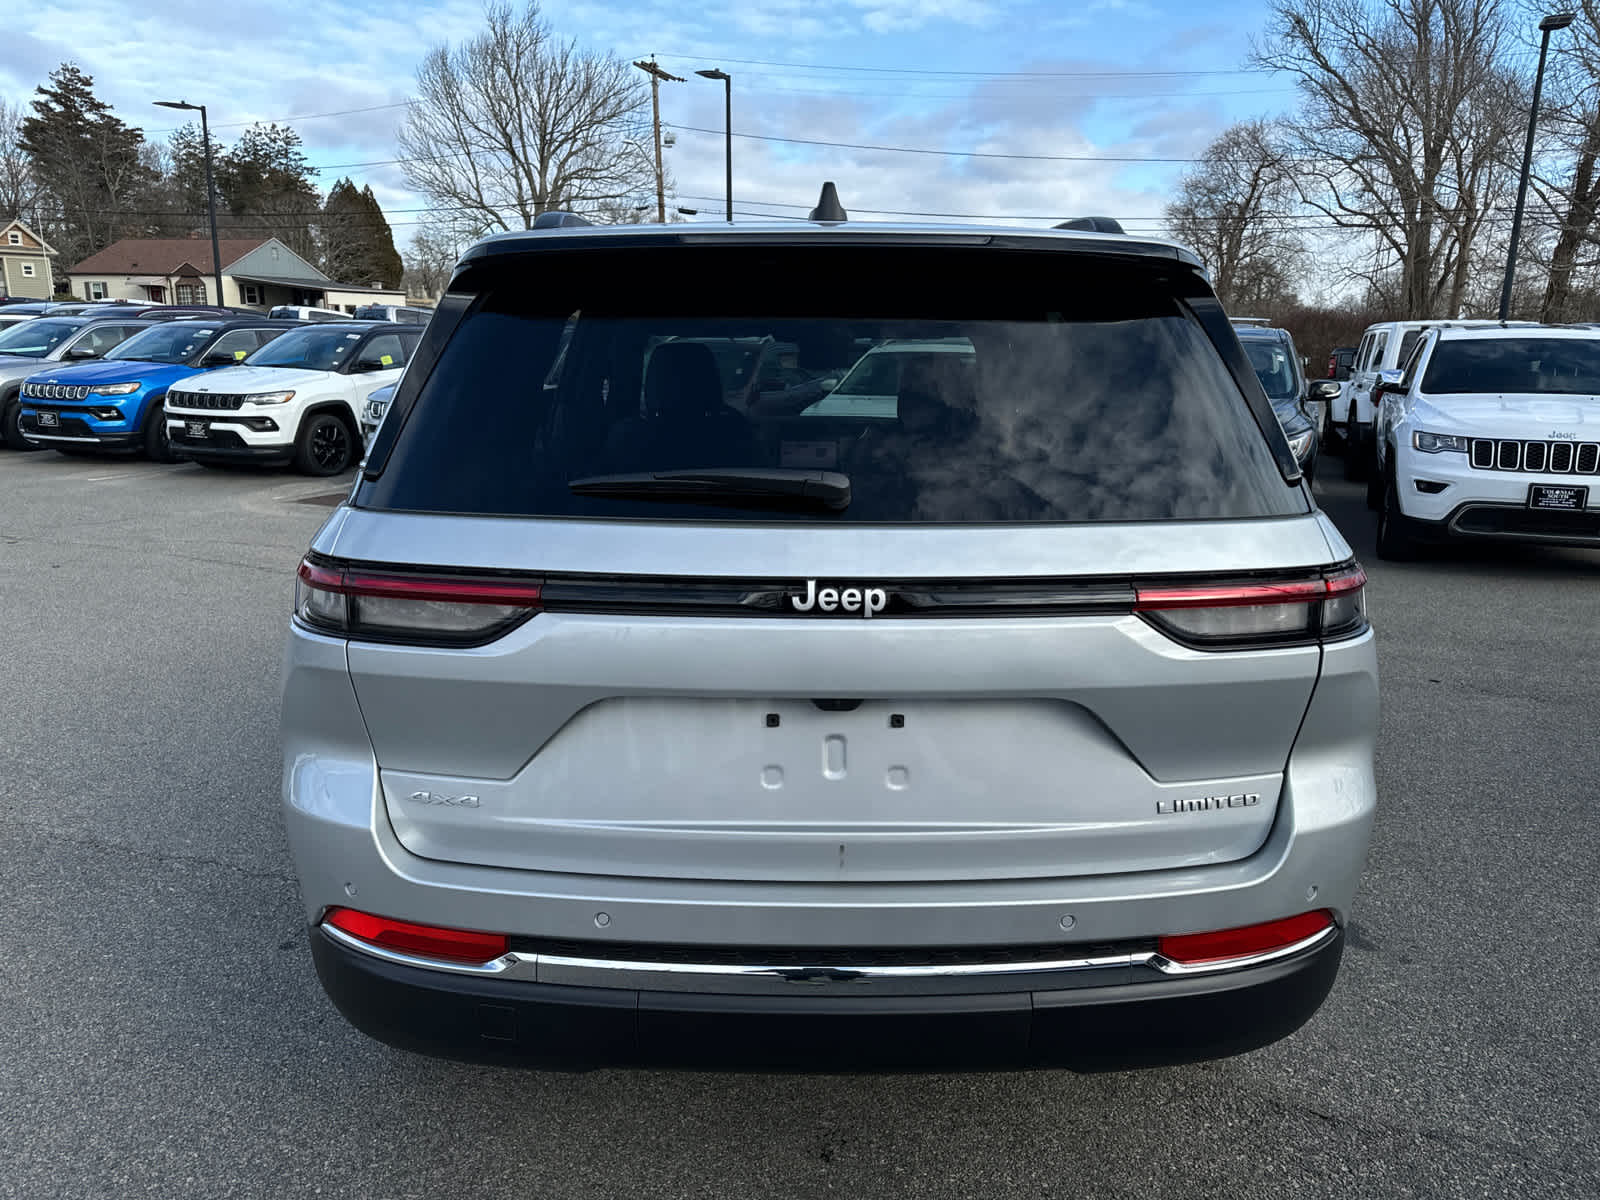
top-left (790, 580), bottom-right (889, 617)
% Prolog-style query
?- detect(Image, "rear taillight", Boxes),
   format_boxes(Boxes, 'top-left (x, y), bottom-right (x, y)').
top-left (1135, 564), bottom-right (1366, 648)
top-left (1157, 910), bottom-right (1335, 968)
top-left (295, 556), bottom-right (543, 645)
top-left (324, 907), bottom-right (509, 963)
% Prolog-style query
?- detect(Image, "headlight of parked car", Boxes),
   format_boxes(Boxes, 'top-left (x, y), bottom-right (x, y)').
top-left (244, 391), bottom-right (296, 405)
top-left (364, 399), bottom-right (390, 422)
top-left (90, 382), bottom-right (140, 395)
top-left (1286, 429), bottom-right (1316, 460)
top-left (1413, 431), bottom-right (1469, 453)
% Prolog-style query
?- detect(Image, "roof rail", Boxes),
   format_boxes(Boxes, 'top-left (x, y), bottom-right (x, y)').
top-left (1054, 216), bottom-right (1125, 234)
top-left (532, 211), bottom-right (593, 229)
top-left (1230, 316), bottom-right (1272, 326)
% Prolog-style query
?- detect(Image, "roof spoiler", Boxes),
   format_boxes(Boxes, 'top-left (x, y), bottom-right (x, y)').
top-left (532, 211), bottom-right (593, 229)
top-left (1053, 216), bottom-right (1125, 234)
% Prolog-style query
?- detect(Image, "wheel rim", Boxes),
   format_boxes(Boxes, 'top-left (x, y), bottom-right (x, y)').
top-left (311, 420), bottom-right (349, 471)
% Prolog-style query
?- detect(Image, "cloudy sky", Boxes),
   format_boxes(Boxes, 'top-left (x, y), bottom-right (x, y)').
top-left (0, 0), bottom-right (1300, 244)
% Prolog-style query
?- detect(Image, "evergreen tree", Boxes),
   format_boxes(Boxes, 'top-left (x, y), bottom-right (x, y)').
top-left (166, 122), bottom-right (224, 223)
top-left (18, 63), bottom-right (155, 264)
top-left (321, 178), bottom-right (402, 287)
top-left (215, 124), bottom-right (321, 261)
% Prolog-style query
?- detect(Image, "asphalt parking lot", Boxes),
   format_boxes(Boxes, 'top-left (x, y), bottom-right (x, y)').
top-left (1, 450), bottom-right (1597, 1200)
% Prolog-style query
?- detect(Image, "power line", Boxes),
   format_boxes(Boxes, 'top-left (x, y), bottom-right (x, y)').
top-left (738, 83), bottom-right (1298, 101)
top-left (664, 123), bottom-right (1211, 164)
top-left (147, 100), bottom-right (413, 137)
top-left (633, 54), bottom-right (1275, 79)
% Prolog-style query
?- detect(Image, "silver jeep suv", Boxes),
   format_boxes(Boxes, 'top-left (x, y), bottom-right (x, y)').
top-left (282, 212), bottom-right (1378, 1071)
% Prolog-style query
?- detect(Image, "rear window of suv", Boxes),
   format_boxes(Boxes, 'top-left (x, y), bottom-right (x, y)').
top-left (360, 246), bottom-right (1305, 524)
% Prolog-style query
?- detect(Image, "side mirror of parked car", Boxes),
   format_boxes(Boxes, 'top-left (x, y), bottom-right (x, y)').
top-left (1373, 369), bottom-right (1406, 399)
top-left (1306, 380), bottom-right (1341, 403)
top-left (199, 351), bottom-right (237, 368)
top-left (63, 346), bottom-right (97, 360)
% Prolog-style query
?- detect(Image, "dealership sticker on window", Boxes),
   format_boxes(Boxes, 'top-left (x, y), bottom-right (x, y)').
top-left (234, 350), bottom-right (247, 359)
top-left (380, 355), bottom-right (393, 366)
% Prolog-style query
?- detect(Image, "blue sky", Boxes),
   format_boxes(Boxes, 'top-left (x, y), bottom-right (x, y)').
top-left (1, 0), bottom-right (1301, 245)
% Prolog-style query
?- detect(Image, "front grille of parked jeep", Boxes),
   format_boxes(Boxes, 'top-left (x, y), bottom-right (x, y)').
top-left (23, 383), bottom-right (90, 401)
top-left (168, 389), bottom-right (244, 411)
top-left (1469, 438), bottom-right (1600, 474)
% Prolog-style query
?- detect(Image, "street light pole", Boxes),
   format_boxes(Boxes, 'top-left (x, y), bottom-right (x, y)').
top-left (1499, 12), bottom-right (1576, 321)
top-left (155, 99), bottom-right (224, 306)
top-left (696, 69), bottom-right (733, 221)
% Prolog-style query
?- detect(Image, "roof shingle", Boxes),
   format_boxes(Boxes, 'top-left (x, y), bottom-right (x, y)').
top-left (67, 237), bottom-right (270, 276)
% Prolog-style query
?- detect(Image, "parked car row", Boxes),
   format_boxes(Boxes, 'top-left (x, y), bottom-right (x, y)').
top-left (0, 314), bottom-right (420, 474)
top-left (1364, 323), bottom-right (1600, 559)
top-left (1299, 316), bottom-right (1600, 559)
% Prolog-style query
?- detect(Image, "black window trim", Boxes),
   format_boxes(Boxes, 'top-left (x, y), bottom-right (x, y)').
top-left (359, 273), bottom-right (1305, 503)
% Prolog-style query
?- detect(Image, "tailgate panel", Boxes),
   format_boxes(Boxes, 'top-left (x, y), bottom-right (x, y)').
top-left (382, 697), bottom-right (1284, 882)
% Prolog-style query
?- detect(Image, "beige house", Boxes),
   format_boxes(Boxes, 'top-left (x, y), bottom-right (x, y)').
top-left (65, 235), bottom-right (406, 312)
top-left (0, 219), bottom-right (56, 299)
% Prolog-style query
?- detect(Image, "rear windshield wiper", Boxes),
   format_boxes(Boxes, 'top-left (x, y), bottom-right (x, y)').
top-left (569, 468), bottom-right (851, 512)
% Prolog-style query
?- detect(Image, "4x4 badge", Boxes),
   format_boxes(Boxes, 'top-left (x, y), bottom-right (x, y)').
top-left (790, 580), bottom-right (888, 618)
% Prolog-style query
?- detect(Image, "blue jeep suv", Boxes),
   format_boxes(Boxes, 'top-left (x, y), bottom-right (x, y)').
top-left (18, 318), bottom-right (298, 461)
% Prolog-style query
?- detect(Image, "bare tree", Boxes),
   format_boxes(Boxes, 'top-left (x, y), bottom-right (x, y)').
top-left (397, 2), bottom-right (654, 230)
top-left (401, 226), bottom-right (460, 298)
top-left (1165, 120), bottom-right (1306, 310)
top-left (0, 100), bottom-right (42, 223)
top-left (1254, 0), bottom-right (1524, 319)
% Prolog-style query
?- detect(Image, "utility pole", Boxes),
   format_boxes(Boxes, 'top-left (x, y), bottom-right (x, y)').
top-left (633, 59), bottom-right (684, 223)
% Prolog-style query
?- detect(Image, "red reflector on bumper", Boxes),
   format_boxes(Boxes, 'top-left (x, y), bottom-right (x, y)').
top-left (324, 907), bottom-right (510, 963)
top-left (1157, 910), bottom-right (1334, 966)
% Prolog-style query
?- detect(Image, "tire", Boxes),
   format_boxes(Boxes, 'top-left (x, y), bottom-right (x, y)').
top-left (2, 393), bottom-right (43, 451)
top-left (293, 411), bottom-right (356, 476)
top-left (1365, 454), bottom-right (1385, 510)
top-left (1342, 415), bottom-right (1367, 480)
top-left (142, 399), bottom-right (177, 463)
top-left (1375, 468), bottom-right (1419, 561)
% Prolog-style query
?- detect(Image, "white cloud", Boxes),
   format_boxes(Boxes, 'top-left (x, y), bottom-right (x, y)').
top-left (2, 1), bottom-right (1273, 250)
top-left (847, 0), bottom-right (1001, 34)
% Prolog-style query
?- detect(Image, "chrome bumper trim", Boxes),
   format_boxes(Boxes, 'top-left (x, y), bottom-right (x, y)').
top-left (1147, 923), bottom-right (1339, 975)
top-left (320, 920), bottom-right (1338, 995)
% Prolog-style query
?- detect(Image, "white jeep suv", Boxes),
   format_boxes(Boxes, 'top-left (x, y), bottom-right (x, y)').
top-left (1371, 324), bottom-right (1600, 559)
top-left (166, 322), bottom-right (420, 474)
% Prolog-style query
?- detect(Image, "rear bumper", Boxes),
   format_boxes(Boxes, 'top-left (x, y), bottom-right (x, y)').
top-left (310, 923), bottom-right (1345, 1071)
